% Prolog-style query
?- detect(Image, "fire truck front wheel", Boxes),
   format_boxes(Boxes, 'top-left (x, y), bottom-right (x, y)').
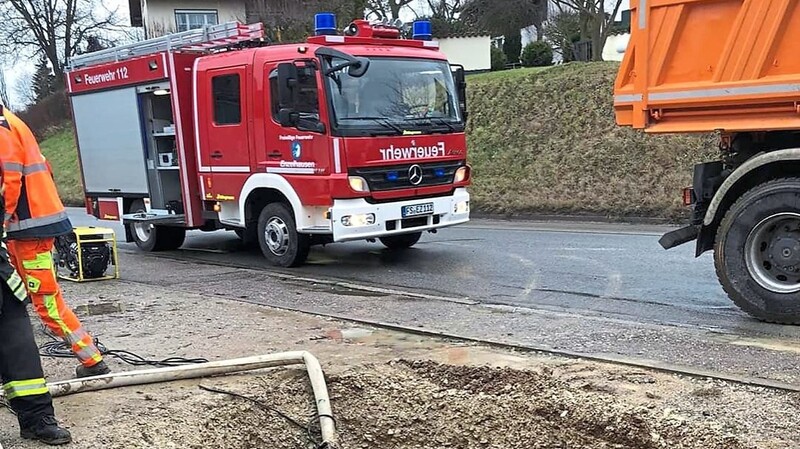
top-left (380, 232), bottom-right (423, 250)
top-left (257, 203), bottom-right (310, 267)
top-left (128, 200), bottom-right (186, 252)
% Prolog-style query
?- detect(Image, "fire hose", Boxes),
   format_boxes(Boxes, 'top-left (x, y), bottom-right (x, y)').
top-left (4, 352), bottom-right (338, 448)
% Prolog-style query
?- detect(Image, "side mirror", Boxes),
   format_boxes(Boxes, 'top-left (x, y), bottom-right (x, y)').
top-left (348, 58), bottom-right (371, 78)
top-left (451, 64), bottom-right (468, 121)
top-left (277, 63), bottom-right (299, 109)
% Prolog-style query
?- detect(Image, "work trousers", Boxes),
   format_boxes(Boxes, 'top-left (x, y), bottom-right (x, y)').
top-left (7, 237), bottom-right (103, 368)
top-left (0, 283), bottom-right (55, 428)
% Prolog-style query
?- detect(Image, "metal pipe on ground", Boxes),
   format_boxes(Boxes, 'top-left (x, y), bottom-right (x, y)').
top-left (44, 352), bottom-right (337, 447)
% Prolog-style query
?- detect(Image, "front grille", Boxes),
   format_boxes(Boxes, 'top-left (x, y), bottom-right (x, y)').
top-left (351, 162), bottom-right (462, 192)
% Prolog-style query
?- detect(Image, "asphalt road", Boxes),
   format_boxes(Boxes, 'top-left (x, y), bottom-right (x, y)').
top-left (68, 208), bottom-right (798, 338)
top-left (68, 208), bottom-right (800, 384)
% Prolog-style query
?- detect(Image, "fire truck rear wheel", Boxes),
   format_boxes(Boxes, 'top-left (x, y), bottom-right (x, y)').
top-left (714, 178), bottom-right (800, 324)
top-left (257, 203), bottom-right (310, 267)
top-left (128, 200), bottom-right (186, 252)
top-left (380, 232), bottom-right (423, 250)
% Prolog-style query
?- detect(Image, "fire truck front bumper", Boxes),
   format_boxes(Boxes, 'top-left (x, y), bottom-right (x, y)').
top-left (331, 188), bottom-right (470, 243)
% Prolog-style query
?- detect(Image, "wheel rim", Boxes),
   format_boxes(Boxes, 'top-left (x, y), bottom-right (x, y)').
top-left (745, 212), bottom-right (800, 294)
top-left (264, 216), bottom-right (290, 256)
top-left (133, 222), bottom-right (154, 243)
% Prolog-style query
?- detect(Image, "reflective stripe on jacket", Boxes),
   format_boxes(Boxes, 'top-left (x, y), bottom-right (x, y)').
top-left (0, 106), bottom-right (71, 240)
top-left (0, 166), bottom-right (30, 302)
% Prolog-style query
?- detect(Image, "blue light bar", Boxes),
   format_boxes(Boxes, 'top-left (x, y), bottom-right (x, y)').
top-left (315, 12), bottom-right (337, 36)
top-left (412, 20), bottom-right (432, 41)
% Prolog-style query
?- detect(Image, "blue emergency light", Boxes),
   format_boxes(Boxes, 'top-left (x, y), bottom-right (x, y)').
top-left (386, 171), bottom-right (399, 181)
top-left (412, 20), bottom-right (432, 41)
top-left (315, 13), bottom-right (338, 36)
top-left (434, 168), bottom-right (446, 177)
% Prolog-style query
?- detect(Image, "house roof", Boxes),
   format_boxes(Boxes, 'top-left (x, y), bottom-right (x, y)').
top-left (436, 31), bottom-right (492, 39)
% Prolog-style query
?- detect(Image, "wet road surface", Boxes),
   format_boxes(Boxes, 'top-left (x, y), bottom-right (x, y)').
top-left (69, 209), bottom-right (800, 384)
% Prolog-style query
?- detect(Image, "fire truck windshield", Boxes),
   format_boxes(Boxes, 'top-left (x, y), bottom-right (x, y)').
top-left (325, 57), bottom-right (463, 136)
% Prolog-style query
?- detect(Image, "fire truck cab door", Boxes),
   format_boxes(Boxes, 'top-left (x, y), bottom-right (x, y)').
top-left (200, 66), bottom-right (251, 174)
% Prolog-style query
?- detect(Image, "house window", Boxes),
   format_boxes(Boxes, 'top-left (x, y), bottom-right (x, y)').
top-left (212, 74), bottom-right (241, 125)
top-left (175, 10), bottom-right (218, 32)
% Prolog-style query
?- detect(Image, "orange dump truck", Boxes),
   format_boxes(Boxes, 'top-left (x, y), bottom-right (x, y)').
top-left (615, 0), bottom-right (800, 323)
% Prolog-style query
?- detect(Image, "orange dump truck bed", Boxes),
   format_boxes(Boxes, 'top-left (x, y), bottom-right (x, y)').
top-left (615, 0), bottom-right (800, 134)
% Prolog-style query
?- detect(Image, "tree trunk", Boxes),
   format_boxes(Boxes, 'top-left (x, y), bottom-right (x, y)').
top-left (590, 19), bottom-right (603, 61)
top-left (390, 1), bottom-right (402, 19)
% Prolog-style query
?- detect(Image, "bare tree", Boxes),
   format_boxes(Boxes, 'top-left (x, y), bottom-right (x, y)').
top-left (0, 0), bottom-right (121, 84)
top-left (461, 0), bottom-right (548, 35)
top-left (367, 0), bottom-right (417, 20)
top-left (14, 69), bottom-right (36, 108)
top-left (426, 0), bottom-right (464, 21)
top-left (0, 69), bottom-right (9, 107)
top-left (247, 0), bottom-right (369, 42)
top-left (550, 0), bottom-right (624, 61)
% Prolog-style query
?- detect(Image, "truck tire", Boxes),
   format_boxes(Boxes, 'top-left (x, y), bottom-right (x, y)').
top-left (128, 200), bottom-right (186, 252)
top-left (257, 203), bottom-right (310, 267)
top-left (380, 232), bottom-right (423, 250)
top-left (715, 178), bottom-right (800, 324)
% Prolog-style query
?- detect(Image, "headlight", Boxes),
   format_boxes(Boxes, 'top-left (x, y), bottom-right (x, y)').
top-left (454, 201), bottom-right (470, 214)
top-left (454, 166), bottom-right (470, 183)
top-left (348, 176), bottom-right (370, 192)
top-left (341, 214), bottom-right (376, 227)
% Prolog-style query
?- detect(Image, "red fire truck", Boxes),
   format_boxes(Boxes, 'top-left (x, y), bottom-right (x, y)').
top-left (65, 16), bottom-right (471, 267)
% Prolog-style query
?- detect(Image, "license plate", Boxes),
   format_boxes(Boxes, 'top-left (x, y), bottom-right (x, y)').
top-left (402, 202), bottom-right (434, 218)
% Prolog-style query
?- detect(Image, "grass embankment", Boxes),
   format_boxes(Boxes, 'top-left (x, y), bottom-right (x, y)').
top-left (39, 128), bottom-right (84, 206)
top-left (466, 62), bottom-right (716, 220)
top-left (40, 62), bottom-right (717, 218)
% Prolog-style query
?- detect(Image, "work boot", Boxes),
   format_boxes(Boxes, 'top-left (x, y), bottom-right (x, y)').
top-left (20, 415), bottom-right (72, 445)
top-left (75, 360), bottom-right (111, 378)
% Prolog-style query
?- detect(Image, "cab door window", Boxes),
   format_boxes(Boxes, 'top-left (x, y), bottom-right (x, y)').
top-left (212, 74), bottom-right (241, 125)
top-left (269, 65), bottom-right (320, 123)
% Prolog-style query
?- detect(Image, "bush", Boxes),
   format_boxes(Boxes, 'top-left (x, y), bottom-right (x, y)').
top-left (491, 47), bottom-right (507, 71)
top-left (17, 90), bottom-right (71, 139)
top-left (521, 41), bottom-right (554, 67)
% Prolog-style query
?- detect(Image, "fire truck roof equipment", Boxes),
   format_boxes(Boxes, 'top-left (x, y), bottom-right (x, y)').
top-left (66, 22), bottom-right (266, 71)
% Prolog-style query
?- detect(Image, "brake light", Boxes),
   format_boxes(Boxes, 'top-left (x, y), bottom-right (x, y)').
top-left (682, 187), bottom-right (695, 206)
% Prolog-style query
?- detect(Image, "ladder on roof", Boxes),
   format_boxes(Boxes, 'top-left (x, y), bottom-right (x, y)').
top-left (67, 22), bottom-right (266, 70)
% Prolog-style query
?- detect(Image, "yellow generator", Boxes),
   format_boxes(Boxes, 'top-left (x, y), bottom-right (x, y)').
top-left (54, 227), bottom-right (119, 282)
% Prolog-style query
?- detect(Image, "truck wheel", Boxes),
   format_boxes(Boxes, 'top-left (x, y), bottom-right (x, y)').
top-left (257, 203), bottom-right (310, 267)
top-left (380, 232), bottom-right (423, 250)
top-left (715, 178), bottom-right (800, 323)
top-left (129, 200), bottom-right (186, 252)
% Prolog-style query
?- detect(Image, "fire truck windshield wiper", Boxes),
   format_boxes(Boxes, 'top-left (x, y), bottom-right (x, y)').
top-left (406, 117), bottom-right (460, 133)
top-left (340, 117), bottom-right (403, 135)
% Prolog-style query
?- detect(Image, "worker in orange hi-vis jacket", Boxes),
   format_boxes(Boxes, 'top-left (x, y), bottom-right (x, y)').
top-left (0, 104), bottom-right (110, 379)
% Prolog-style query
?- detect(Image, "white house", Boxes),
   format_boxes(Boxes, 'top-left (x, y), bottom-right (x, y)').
top-left (129, 0), bottom-right (247, 37)
top-left (602, 32), bottom-right (630, 62)
top-left (437, 33), bottom-right (492, 72)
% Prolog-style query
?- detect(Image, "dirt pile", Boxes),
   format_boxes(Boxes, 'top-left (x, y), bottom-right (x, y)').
top-left (110, 361), bottom-right (746, 449)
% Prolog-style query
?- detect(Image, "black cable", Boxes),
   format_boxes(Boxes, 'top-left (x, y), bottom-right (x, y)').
top-left (37, 324), bottom-right (209, 367)
top-left (199, 384), bottom-right (323, 448)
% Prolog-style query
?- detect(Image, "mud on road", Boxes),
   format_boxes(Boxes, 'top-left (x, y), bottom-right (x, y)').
top-left (0, 253), bottom-right (797, 448)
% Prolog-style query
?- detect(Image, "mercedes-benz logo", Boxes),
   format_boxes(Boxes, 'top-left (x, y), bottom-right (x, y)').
top-left (408, 164), bottom-right (424, 186)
